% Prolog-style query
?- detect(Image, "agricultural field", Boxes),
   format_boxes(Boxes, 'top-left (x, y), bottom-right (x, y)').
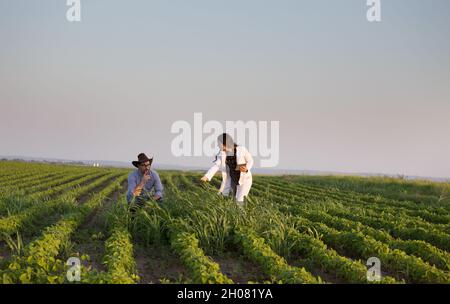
top-left (0, 161), bottom-right (449, 284)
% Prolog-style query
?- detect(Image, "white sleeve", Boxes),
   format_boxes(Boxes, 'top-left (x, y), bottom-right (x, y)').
top-left (244, 147), bottom-right (254, 171)
top-left (204, 155), bottom-right (221, 181)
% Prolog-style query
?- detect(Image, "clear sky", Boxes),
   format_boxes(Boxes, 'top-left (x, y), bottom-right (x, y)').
top-left (1, 0), bottom-right (449, 178)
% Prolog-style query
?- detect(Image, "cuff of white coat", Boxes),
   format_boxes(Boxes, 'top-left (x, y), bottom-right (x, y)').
top-left (204, 173), bottom-right (214, 181)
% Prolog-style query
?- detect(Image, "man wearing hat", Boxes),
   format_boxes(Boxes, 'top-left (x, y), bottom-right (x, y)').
top-left (200, 133), bottom-right (254, 207)
top-left (127, 153), bottom-right (163, 206)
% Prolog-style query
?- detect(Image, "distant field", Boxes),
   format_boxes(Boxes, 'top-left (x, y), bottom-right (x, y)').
top-left (0, 161), bottom-right (449, 284)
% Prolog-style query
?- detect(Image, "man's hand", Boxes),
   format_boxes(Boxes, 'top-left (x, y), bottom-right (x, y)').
top-left (133, 187), bottom-right (143, 197)
top-left (153, 195), bottom-right (161, 201)
top-left (200, 176), bottom-right (209, 182)
top-left (142, 172), bottom-right (151, 183)
top-left (239, 165), bottom-right (248, 173)
top-left (134, 173), bottom-right (150, 197)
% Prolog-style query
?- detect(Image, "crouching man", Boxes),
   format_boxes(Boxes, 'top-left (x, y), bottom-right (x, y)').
top-left (200, 133), bottom-right (254, 208)
top-left (127, 153), bottom-right (163, 209)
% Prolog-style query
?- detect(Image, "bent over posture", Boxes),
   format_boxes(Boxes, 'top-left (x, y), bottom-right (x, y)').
top-left (201, 133), bottom-right (254, 207)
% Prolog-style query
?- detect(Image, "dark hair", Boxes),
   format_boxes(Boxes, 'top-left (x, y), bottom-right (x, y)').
top-left (217, 133), bottom-right (234, 148)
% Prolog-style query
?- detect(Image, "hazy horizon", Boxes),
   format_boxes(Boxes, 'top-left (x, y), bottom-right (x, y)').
top-left (1, 1), bottom-right (450, 178)
top-left (2, 154), bottom-right (450, 181)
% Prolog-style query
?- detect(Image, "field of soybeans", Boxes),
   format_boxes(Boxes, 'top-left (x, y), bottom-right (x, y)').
top-left (0, 161), bottom-right (449, 284)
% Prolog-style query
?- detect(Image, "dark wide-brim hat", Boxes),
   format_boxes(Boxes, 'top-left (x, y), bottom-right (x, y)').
top-left (132, 153), bottom-right (153, 168)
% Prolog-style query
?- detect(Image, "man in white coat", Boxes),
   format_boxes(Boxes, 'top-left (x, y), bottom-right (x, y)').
top-left (200, 133), bottom-right (254, 207)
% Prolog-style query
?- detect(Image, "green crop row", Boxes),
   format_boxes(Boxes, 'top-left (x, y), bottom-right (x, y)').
top-left (0, 172), bottom-right (123, 240)
top-left (97, 227), bottom-right (139, 283)
top-left (285, 205), bottom-right (450, 271)
top-left (169, 226), bottom-right (233, 284)
top-left (286, 228), bottom-right (398, 284)
top-left (234, 227), bottom-right (321, 284)
top-left (0, 175), bottom-right (126, 283)
top-left (262, 178), bottom-right (449, 217)
top-left (96, 199), bottom-right (139, 284)
top-left (256, 179), bottom-right (449, 228)
top-left (251, 183), bottom-right (450, 250)
top-left (326, 208), bottom-right (450, 251)
top-left (248, 186), bottom-right (449, 283)
top-left (292, 217), bottom-right (449, 284)
top-left (0, 171), bottom-right (108, 216)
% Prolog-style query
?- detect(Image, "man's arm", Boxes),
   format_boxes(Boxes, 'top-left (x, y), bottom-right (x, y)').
top-left (127, 172), bottom-right (148, 202)
top-left (126, 173), bottom-right (138, 203)
top-left (152, 171), bottom-right (163, 199)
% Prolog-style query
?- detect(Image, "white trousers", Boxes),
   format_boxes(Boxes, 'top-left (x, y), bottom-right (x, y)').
top-left (220, 173), bottom-right (252, 202)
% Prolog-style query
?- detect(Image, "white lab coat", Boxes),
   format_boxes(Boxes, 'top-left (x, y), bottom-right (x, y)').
top-left (204, 146), bottom-right (254, 202)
